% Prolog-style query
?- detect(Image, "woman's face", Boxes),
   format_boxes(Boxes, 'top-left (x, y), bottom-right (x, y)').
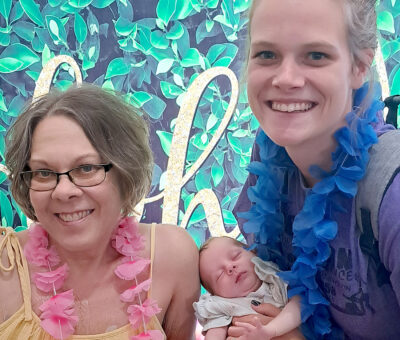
top-left (200, 238), bottom-right (262, 298)
top-left (247, 0), bottom-right (366, 151)
top-left (28, 115), bottom-right (123, 252)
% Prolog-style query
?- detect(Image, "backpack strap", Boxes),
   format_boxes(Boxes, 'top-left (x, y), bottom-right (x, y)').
top-left (356, 130), bottom-right (400, 286)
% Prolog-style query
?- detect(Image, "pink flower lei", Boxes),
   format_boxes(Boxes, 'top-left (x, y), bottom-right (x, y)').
top-left (24, 217), bottom-right (163, 340)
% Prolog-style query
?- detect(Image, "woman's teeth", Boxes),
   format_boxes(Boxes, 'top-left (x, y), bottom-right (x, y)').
top-left (58, 210), bottom-right (92, 222)
top-left (271, 102), bottom-right (313, 112)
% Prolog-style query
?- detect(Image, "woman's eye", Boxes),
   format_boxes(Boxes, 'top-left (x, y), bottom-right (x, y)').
top-left (254, 50), bottom-right (276, 60)
top-left (35, 170), bottom-right (52, 178)
top-left (79, 165), bottom-right (95, 173)
top-left (308, 52), bottom-right (327, 61)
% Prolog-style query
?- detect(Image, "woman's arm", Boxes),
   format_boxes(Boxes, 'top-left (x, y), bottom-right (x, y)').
top-left (154, 225), bottom-right (200, 340)
top-left (227, 303), bottom-right (305, 340)
top-left (205, 326), bottom-right (228, 340)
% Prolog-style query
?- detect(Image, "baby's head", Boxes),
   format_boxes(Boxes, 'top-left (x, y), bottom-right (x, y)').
top-left (199, 236), bottom-right (262, 298)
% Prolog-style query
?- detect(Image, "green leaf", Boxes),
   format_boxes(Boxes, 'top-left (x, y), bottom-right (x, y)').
top-left (377, 11), bottom-right (395, 33)
top-left (150, 30), bottom-right (169, 49)
top-left (181, 47), bottom-right (201, 67)
top-left (0, 191), bottom-right (13, 226)
top-left (0, 0), bottom-right (12, 24)
top-left (74, 13), bottom-right (87, 44)
top-left (166, 21), bottom-right (184, 40)
top-left (19, 0), bottom-right (44, 26)
top-left (222, 209), bottom-right (237, 225)
top-left (156, 0), bottom-right (177, 26)
top-left (0, 43), bottom-right (40, 73)
top-left (211, 161), bottom-right (224, 186)
top-left (156, 58), bottom-right (174, 74)
top-left (160, 81), bottom-right (184, 99)
top-left (156, 131), bottom-right (173, 156)
top-left (68, 0), bottom-right (93, 8)
top-left (91, 0), bottom-right (115, 8)
top-left (46, 15), bottom-right (68, 46)
top-left (105, 57), bottom-right (130, 79)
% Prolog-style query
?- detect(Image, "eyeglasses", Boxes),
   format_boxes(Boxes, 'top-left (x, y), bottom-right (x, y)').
top-left (20, 164), bottom-right (113, 191)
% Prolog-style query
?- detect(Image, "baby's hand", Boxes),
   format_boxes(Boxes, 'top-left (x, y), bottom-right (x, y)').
top-left (233, 319), bottom-right (276, 340)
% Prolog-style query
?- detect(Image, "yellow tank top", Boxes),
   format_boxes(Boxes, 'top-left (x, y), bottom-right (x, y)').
top-left (0, 224), bottom-right (166, 340)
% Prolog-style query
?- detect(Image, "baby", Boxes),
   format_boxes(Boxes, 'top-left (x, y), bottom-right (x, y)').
top-left (193, 236), bottom-right (301, 340)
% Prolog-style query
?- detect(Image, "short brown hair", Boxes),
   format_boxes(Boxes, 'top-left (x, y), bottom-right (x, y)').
top-left (5, 83), bottom-right (153, 220)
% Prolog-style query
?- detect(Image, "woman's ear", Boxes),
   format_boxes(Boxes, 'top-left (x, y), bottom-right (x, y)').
top-left (351, 48), bottom-right (374, 89)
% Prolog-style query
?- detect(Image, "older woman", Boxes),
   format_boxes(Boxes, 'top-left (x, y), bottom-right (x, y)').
top-left (0, 84), bottom-right (200, 339)
top-left (231, 0), bottom-right (400, 339)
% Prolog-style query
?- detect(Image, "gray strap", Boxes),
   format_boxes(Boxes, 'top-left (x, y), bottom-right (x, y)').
top-left (356, 130), bottom-right (400, 239)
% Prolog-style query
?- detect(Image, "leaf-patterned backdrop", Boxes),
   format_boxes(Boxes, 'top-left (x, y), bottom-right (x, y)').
top-left (0, 0), bottom-right (399, 249)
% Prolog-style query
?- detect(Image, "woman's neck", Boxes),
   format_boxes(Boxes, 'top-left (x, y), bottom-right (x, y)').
top-left (285, 134), bottom-right (338, 187)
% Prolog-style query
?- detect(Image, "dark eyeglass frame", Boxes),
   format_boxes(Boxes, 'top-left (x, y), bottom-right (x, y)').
top-left (20, 163), bottom-right (113, 191)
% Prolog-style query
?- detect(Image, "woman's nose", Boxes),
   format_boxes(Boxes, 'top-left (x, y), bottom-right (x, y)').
top-left (272, 59), bottom-right (305, 90)
top-left (51, 174), bottom-right (82, 200)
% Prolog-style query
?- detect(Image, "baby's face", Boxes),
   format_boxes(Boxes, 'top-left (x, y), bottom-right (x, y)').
top-left (200, 237), bottom-right (262, 298)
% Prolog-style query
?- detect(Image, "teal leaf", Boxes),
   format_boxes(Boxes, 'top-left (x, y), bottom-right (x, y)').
top-left (105, 57), bottom-right (130, 79)
top-left (9, 1), bottom-right (23, 24)
top-left (91, 0), bottom-right (115, 8)
top-left (391, 68), bottom-right (400, 95)
top-left (227, 132), bottom-right (242, 154)
top-left (150, 30), bottom-right (169, 49)
top-left (0, 31), bottom-right (10, 46)
top-left (0, 91), bottom-right (7, 111)
top-left (173, 0), bottom-right (193, 20)
top-left (114, 17), bottom-right (135, 36)
top-left (206, 113), bottom-right (219, 131)
top-left (222, 209), bottom-right (237, 225)
top-left (156, 0), bottom-right (177, 26)
top-left (68, 0), bottom-right (93, 8)
top-left (46, 15), bottom-right (68, 46)
top-left (0, 43), bottom-right (40, 73)
top-left (156, 58), bottom-right (174, 74)
top-left (127, 91), bottom-right (152, 108)
top-left (206, 0), bottom-right (219, 8)
top-left (19, 0), bottom-right (44, 26)
top-left (156, 131), bottom-right (173, 156)
top-left (12, 21), bottom-right (35, 41)
top-left (211, 161), bottom-right (224, 186)
top-left (188, 205), bottom-right (206, 225)
top-left (160, 81), bottom-right (184, 99)
top-left (206, 44), bottom-right (226, 65)
top-left (181, 47), bottom-right (201, 67)
top-left (0, 0), bottom-right (12, 24)
top-left (48, 0), bottom-right (62, 6)
top-left (143, 95), bottom-right (166, 119)
top-left (195, 168), bottom-right (211, 190)
top-left (213, 56), bottom-right (234, 67)
top-left (206, 19), bottom-right (214, 32)
top-left (74, 13), bottom-right (87, 44)
top-left (377, 11), bottom-right (395, 33)
top-left (166, 21), bottom-right (184, 40)
top-left (0, 191), bottom-right (13, 226)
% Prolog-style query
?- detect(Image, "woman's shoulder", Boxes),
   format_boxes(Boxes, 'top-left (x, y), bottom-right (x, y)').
top-left (0, 228), bottom-right (26, 323)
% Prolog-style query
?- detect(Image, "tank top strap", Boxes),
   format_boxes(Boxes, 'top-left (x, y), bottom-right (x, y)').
top-left (148, 223), bottom-right (157, 298)
top-left (0, 227), bottom-right (32, 321)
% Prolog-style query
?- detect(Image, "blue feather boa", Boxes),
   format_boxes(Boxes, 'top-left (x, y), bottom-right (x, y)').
top-left (240, 83), bottom-right (384, 338)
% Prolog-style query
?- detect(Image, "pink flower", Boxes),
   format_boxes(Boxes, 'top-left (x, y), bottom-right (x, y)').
top-left (127, 299), bottom-right (161, 329)
top-left (130, 330), bottom-right (164, 340)
top-left (111, 217), bottom-right (145, 256)
top-left (39, 289), bottom-right (78, 339)
top-left (24, 224), bottom-right (60, 267)
top-left (33, 263), bottom-right (69, 293)
top-left (115, 258), bottom-right (150, 280)
top-left (120, 278), bottom-right (152, 302)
